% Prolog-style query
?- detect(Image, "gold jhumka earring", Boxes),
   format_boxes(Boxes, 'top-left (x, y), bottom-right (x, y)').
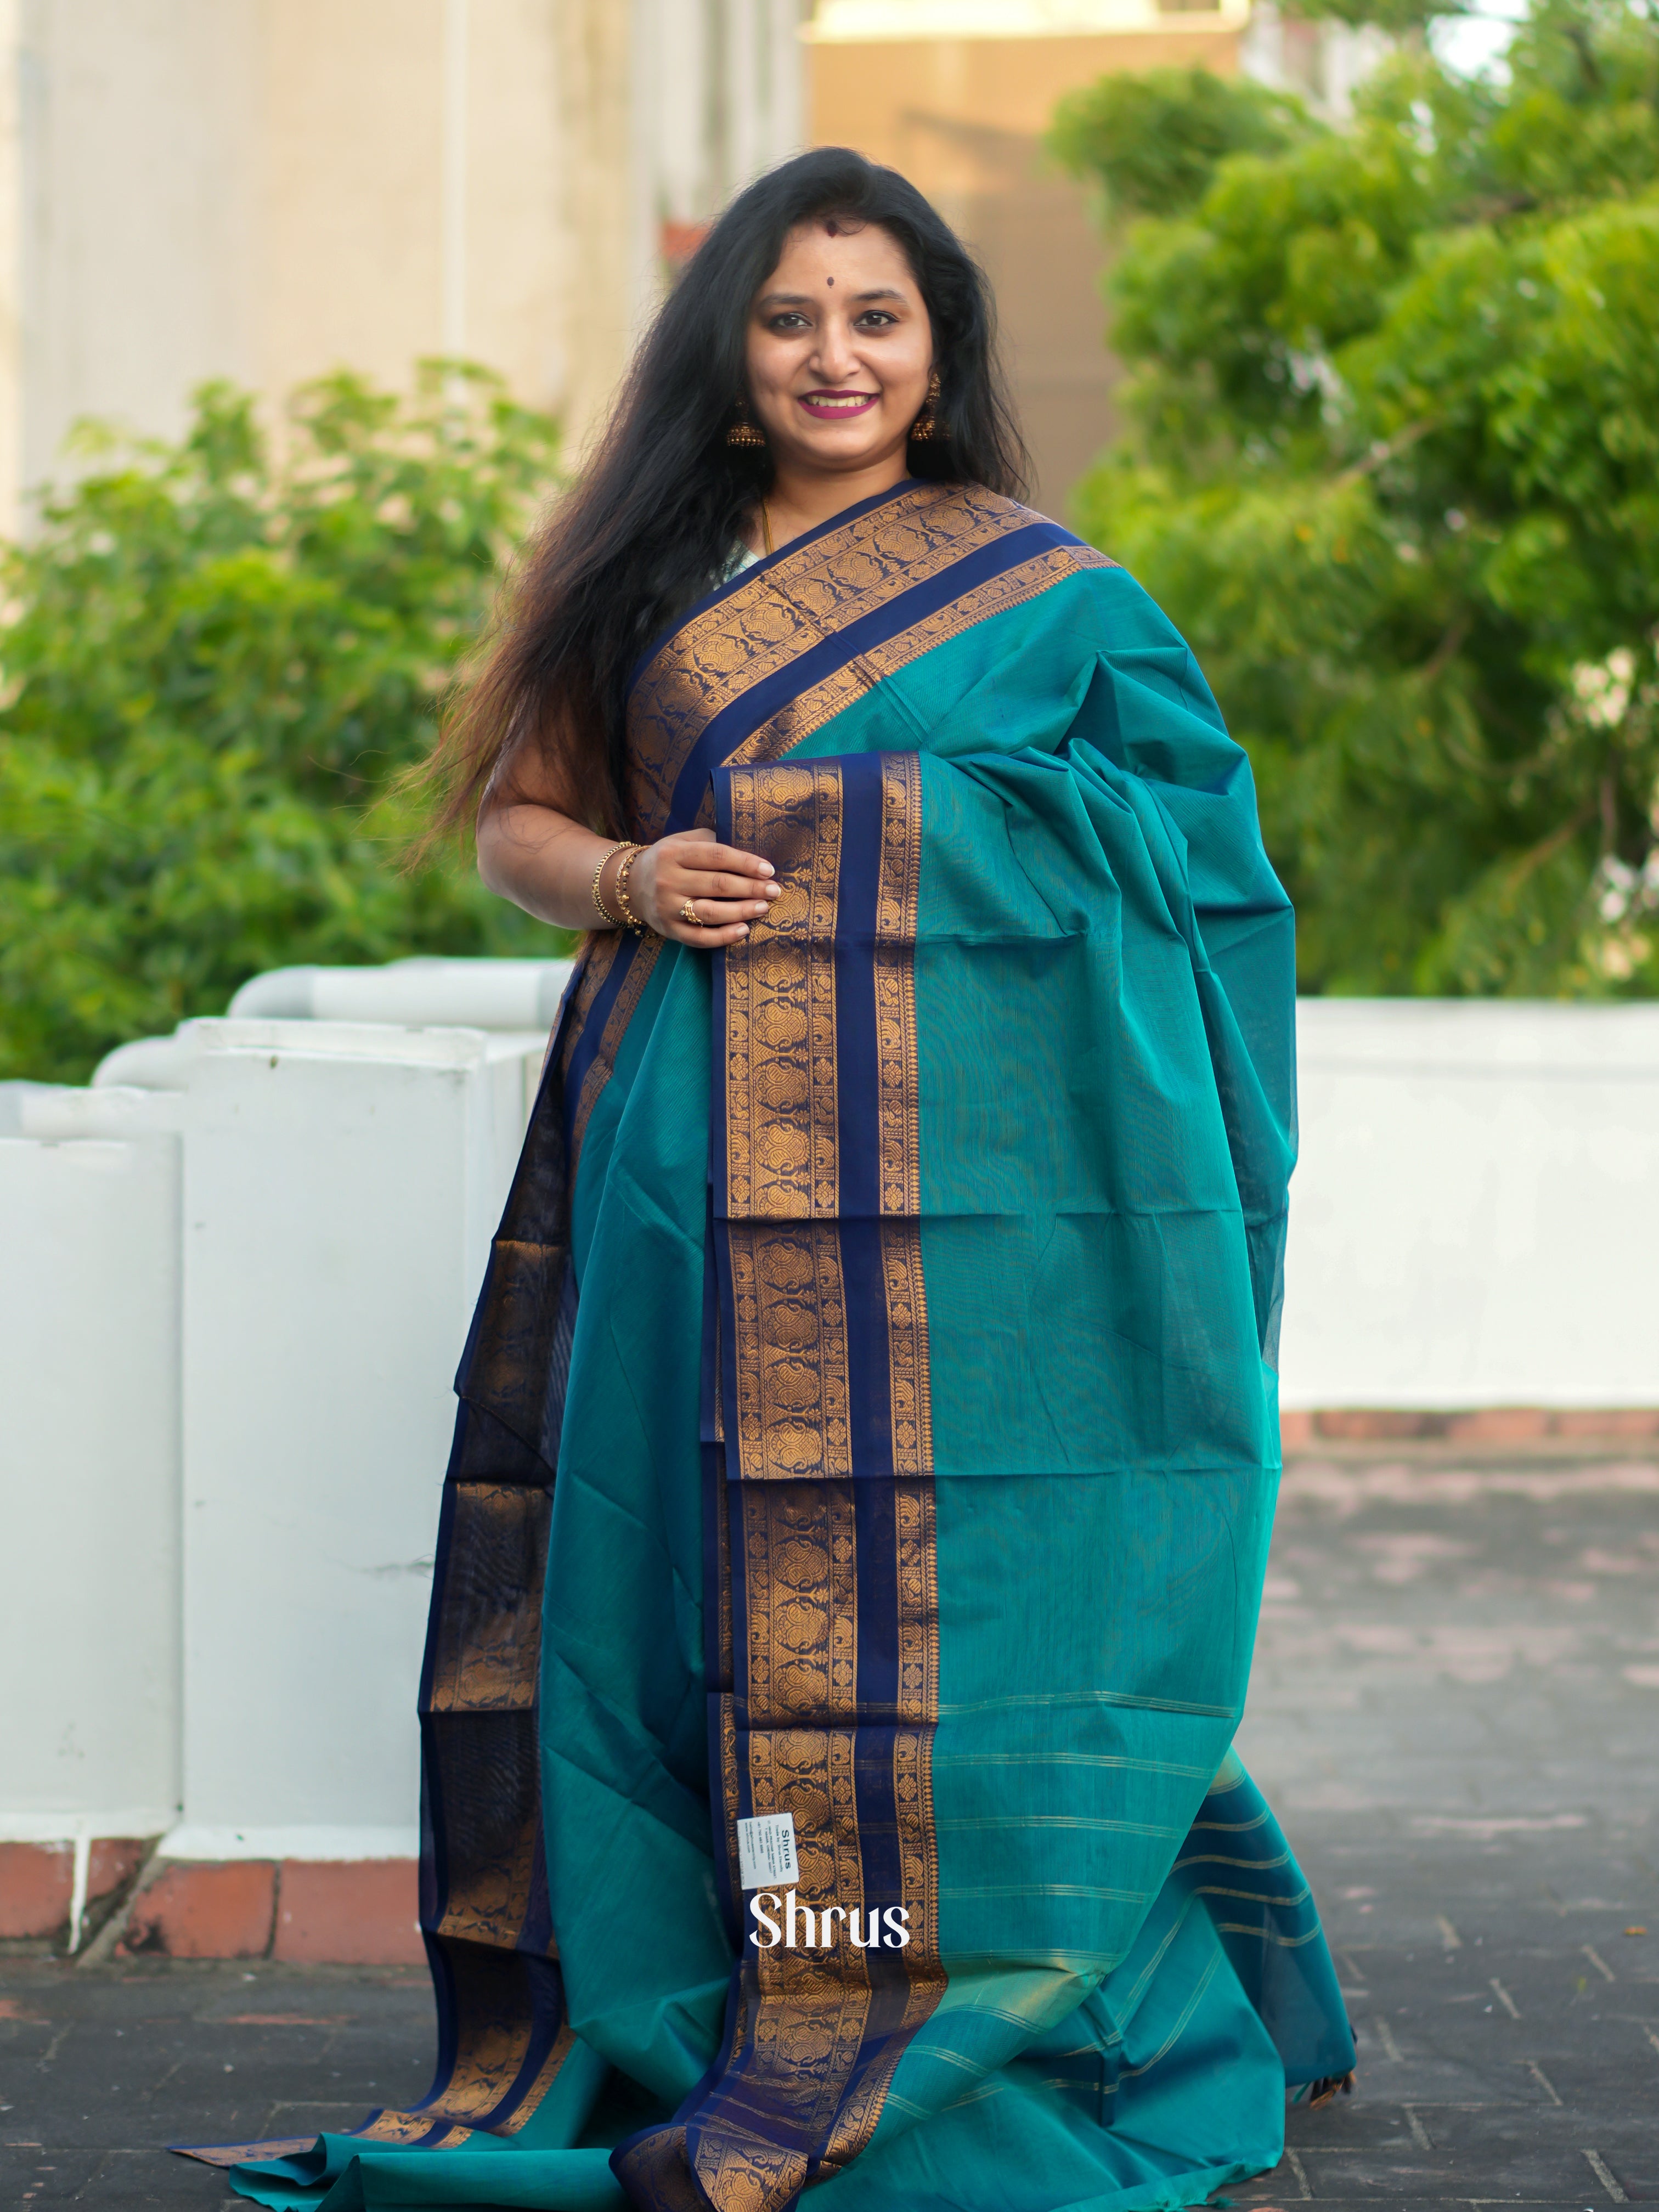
top-left (726, 397), bottom-right (765, 449)
top-left (909, 368), bottom-right (943, 442)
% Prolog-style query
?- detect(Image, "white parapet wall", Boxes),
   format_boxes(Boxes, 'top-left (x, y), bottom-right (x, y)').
top-left (1280, 998), bottom-right (1659, 1411)
top-left (0, 960), bottom-right (571, 1930)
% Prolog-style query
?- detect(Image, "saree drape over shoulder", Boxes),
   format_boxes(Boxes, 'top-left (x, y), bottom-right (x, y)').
top-left (196, 479), bottom-right (1353, 2212)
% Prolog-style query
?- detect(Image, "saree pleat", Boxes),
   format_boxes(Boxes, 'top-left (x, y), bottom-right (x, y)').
top-left (195, 480), bottom-right (1353, 2212)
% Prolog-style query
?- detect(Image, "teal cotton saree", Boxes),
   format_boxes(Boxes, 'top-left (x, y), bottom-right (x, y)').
top-left (183, 478), bottom-right (1354, 2212)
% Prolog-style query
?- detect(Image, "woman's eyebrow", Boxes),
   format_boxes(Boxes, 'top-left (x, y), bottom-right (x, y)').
top-left (753, 285), bottom-right (909, 309)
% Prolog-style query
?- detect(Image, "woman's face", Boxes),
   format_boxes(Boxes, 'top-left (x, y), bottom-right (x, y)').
top-left (744, 219), bottom-right (934, 479)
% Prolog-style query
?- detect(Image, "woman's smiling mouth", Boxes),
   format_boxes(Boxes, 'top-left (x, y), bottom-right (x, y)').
top-left (797, 389), bottom-right (879, 417)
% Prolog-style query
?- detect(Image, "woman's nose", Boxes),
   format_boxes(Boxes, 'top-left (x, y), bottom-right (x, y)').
top-left (811, 319), bottom-right (858, 380)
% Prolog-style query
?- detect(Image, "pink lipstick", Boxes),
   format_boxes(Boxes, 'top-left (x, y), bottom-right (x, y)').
top-left (797, 389), bottom-right (878, 417)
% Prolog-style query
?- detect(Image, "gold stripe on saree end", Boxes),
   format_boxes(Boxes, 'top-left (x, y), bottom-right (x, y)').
top-left (729, 1225), bottom-right (851, 1483)
top-left (712, 1288), bottom-right (727, 1446)
top-left (724, 762), bottom-right (842, 1221)
top-left (894, 1720), bottom-right (940, 1962)
top-left (882, 1227), bottom-right (933, 1483)
top-left (747, 1725), bottom-right (880, 2142)
top-left (719, 1694), bottom-right (743, 1906)
top-left (432, 1812), bottom-right (541, 1952)
top-left (893, 1478), bottom-right (940, 1977)
top-left (821, 2041), bottom-right (909, 2171)
top-left (425, 1483), bottom-right (550, 1714)
top-left (426, 2007), bottom-right (547, 2126)
top-left (692, 2131), bottom-right (809, 2212)
top-left (716, 1480), bottom-right (734, 1683)
top-left (740, 1488), bottom-right (859, 1723)
top-left (462, 1238), bottom-right (571, 1417)
top-left (748, 1726), bottom-right (865, 1922)
top-left (173, 2140), bottom-right (319, 2169)
top-left (874, 752), bottom-right (922, 1220)
top-left (571, 932), bottom-right (661, 1170)
top-left (557, 934), bottom-right (617, 1082)
top-left (354, 2112), bottom-right (476, 2147)
top-left (612, 2125), bottom-right (700, 2212)
top-left (492, 2023), bottom-right (578, 2135)
top-left (426, 1714), bottom-right (541, 1951)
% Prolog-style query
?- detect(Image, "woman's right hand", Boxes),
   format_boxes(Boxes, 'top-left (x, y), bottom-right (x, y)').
top-left (622, 827), bottom-right (781, 946)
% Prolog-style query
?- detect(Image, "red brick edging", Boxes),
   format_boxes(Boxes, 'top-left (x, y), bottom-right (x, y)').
top-left (0, 1844), bottom-right (422, 1964)
top-left (1281, 1406), bottom-right (1659, 1449)
top-left (0, 1840), bottom-right (146, 1943)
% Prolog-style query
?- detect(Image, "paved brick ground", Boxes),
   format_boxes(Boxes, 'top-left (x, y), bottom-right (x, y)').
top-left (4, 1445), bottom-right (1655, 2208)
top-left (1236, 1449), bottom-right (1659, 2208)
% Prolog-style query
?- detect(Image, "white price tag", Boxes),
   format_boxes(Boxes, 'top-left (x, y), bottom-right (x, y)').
top-left (736, 1812), bottom-right (799, 1891)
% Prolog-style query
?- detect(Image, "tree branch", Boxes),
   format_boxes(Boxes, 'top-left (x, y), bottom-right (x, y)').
top-left (1335, 418), bottom-right (1439, 486)
top-left (1419, 613), bottom-right (1471, 689)
top-left (1505, 799), bottom-right (1595, 889)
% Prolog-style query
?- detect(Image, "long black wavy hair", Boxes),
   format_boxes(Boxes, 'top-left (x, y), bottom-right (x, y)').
top-left (423, 145), bottom-right (1028, 839)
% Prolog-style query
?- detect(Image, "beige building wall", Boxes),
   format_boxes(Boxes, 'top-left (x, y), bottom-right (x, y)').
top-left (806, 2), bottom-right (1247, 516)
top-left (0, 0), bottom-right (809, 533)
top-left (16, 0), bottom-right (264, 500)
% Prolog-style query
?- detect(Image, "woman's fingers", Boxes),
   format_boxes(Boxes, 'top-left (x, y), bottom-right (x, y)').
top-left (673, 870), bottom-right (780, 903)
top-left (666, 920), bottom-right (751, 946)
top-left (675, 839), bottom-right (776, 881)
top-left (678, 895), bottom-right (770, 923)
top-left (662, 904), bottom-right (752, 945)
top-left (636, 832), bottom-right (783, 947)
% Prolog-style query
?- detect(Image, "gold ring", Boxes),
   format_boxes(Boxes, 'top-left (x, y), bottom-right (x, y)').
top-left (680, 899), bottom-right (705, 927)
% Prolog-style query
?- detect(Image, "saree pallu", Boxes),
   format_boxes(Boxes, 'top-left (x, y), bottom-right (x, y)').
top-left (198, 479), bottom-right (1354, 2212)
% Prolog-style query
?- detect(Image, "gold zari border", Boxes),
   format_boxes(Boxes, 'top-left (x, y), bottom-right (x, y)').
top-left (728, 1224), bottom-right (853, 1484)
top-left (626, 482), bottom-right (1045, 841)
top-left (724, 763), bottom-right (843, 1220)
top-left (726, 543), bottom-right (1116, 781)
top-left (875, 754), bottom-right (922, 1218)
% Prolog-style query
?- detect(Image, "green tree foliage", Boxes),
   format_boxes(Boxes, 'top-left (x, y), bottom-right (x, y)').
top-left (0, 364), bottom-right (563, 1081)
top-left (1054, 0), bottom-right (1659, 996)
top-left (1050, 65), bottom-right (1319, 218)
top-left (1287, 0), bottom-right (1457, 37)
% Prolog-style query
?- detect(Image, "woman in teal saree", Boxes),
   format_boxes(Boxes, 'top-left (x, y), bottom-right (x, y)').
top-left (184, 148), bottom-right (1353, 2212)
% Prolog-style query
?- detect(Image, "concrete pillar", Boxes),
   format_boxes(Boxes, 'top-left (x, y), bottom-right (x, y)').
top-left (93, 1019), bottom-right (543, 1854)
top-left (0, 1103), bottom-right (182, 1841)
top-left (0, 1013), bottom-right (548, 1915)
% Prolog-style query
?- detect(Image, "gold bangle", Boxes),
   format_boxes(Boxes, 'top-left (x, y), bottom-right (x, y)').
top-left (591, 840), bottom-right (631, 928)
top-left (613, 843), bottom-right (650, 935)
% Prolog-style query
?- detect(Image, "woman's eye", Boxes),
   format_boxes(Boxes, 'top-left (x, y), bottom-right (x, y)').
top-left (769, 313), bottom-right (809, 332)
top-left (856, 311), bottom-right (898, 329)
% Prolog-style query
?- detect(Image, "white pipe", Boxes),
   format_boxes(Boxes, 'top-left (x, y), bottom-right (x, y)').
top-left (227, 960), bottom-right (573, 1030)
top-left (66, 1833), bottom-right (91, 1953)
